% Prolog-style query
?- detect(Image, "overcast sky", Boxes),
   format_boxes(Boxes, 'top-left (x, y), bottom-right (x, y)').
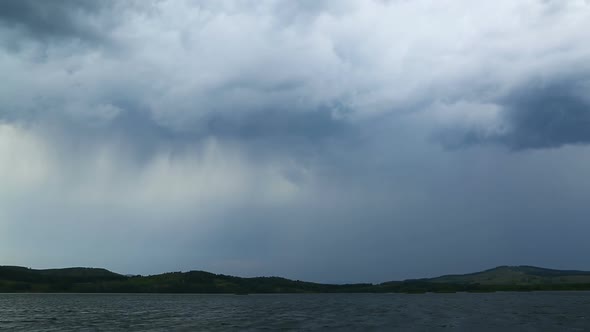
top-left (1, 0), bottom-right (590, 283)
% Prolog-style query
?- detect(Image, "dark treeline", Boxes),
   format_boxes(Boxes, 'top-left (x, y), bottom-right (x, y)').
top-left (2, 265), bottom-right (590, 294)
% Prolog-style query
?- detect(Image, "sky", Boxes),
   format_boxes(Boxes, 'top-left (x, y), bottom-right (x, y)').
top-left (1, 0), bottom-right (590, 283)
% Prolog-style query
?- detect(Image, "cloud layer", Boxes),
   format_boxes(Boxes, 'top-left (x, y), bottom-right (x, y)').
top-left (2, 0), bottom-right (590, 282)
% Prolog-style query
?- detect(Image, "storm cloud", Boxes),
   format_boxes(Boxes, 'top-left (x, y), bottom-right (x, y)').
top-left (493, 76), bottom-right (590, 149)
top-left (0, 0), bottom-right (130, 51)
top-left (1, 0), bottom-right (590, 283)
top-left (440, 74), bottom-right (590, 149)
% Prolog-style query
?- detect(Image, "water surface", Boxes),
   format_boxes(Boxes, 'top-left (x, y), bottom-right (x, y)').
top-left (1, 292), bottom-right (589, 331)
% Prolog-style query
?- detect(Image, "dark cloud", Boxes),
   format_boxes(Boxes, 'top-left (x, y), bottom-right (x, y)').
top-left (439, 75), bottom-right (590, 150)
top-left (202, 107), bottom-right (353, 142)
top-left (0, 0), bottom-right (123, 49)
top-left (498, 78), bottom-right (590, 149)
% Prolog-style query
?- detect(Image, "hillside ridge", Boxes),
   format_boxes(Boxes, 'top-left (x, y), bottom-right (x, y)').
top-left (2, 265), bottom-right (590, 293)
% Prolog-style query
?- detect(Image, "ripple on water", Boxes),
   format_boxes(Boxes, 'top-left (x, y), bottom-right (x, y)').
top-left (1, 292), bottom-right (590, 331)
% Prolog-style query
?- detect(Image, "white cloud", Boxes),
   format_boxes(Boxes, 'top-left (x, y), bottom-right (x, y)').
top-left (3, 0), bottom-right (589, 131)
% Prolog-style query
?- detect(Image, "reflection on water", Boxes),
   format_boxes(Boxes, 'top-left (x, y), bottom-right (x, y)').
top-left (0, 292), bottom-right (589, 331)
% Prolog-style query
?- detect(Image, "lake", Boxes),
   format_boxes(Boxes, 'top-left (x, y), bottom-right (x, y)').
top-left (0, 292), bottom-right (589, 331)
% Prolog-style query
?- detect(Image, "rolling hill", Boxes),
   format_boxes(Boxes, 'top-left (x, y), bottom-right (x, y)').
top-left (426, 265), bottom-right (590, 285)
top-left (1, 265), bottom-right (590, 293)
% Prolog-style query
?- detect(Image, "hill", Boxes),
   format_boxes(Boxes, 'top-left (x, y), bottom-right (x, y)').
top-left (427, 265), bottom-right (590, 285)
top-left (1, 265), bottom-right (590, 293)
top-left (0, 266), bottom-right (372, 293)
top-left (0, 266), bottom-right (126, 292)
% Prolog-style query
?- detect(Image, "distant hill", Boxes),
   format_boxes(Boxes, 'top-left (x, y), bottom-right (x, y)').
top-left (0, 266), bottom-right (126, 291)
top-left (426, 266), bottom-right (590, 285)
top-left (1, 265), bottom-right (590, 293)
top-left (0, 266), bottom-right (371, 293)
top-left (0, 266), bottom-right (124, 280)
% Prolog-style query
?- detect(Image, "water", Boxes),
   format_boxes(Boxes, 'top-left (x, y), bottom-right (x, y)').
top-left (0, 292), bottom-right (589, 331)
